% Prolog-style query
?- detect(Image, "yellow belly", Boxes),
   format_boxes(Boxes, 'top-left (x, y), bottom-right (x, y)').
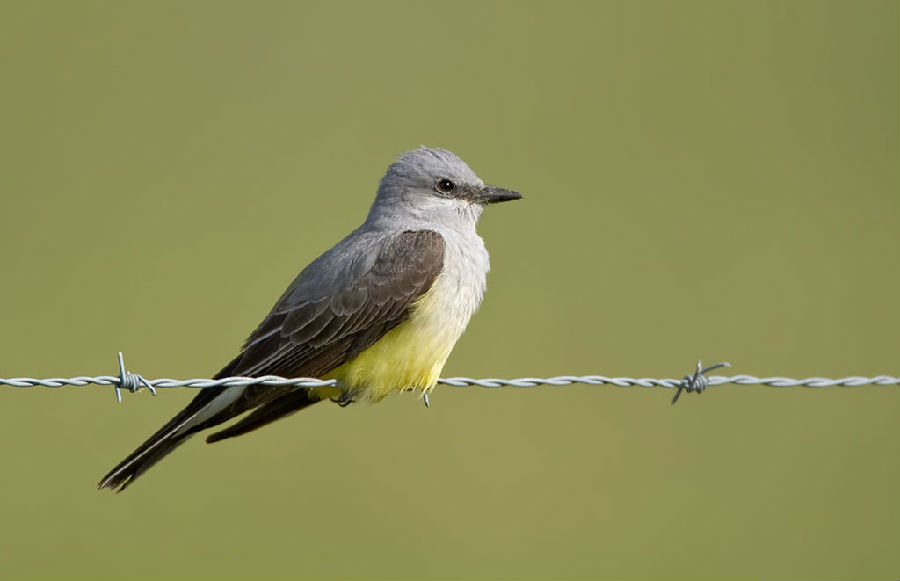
top-left (321, 279), bottom-right (465, 402)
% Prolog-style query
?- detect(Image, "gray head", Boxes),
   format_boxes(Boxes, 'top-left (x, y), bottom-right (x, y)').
top-left (367, 147), bottom-right (521, 230)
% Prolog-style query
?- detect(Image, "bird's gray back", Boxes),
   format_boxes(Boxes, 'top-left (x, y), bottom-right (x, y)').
top-left (272, 222), bottom-right (488, 320)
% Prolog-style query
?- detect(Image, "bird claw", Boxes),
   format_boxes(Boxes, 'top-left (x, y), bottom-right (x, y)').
top-left (330, 392), bottom-right (357, 407)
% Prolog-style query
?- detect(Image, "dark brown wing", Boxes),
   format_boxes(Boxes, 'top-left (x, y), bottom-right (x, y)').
top-left (221, 229), bottom-right (443, 386)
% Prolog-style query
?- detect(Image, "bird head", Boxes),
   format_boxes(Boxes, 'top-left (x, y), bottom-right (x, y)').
top-left (370, 147), bottom-right (521, 228)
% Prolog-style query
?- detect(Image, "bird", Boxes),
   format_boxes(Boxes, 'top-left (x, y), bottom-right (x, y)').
top-left (98, 147), bottom-right (521, 491)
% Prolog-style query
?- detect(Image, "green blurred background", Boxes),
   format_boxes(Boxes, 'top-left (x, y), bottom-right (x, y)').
top-left (0, 1), bottom-right (897, 579)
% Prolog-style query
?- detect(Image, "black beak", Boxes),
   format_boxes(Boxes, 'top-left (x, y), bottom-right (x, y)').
top-left (476, 184), bottom-right (522, 205)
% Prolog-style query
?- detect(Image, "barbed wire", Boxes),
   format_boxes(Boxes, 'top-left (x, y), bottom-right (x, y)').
top-left (1, 354), bottom-right (897, 405)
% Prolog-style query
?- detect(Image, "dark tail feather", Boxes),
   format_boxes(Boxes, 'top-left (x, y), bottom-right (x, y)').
top-left (97, 428), bottom-right (194, 492)
top-left (98, 386), bottom-right (232, 492)
top-left (98, 357), bottom-right (248, 492)
top-left (206, 390), bottom-right (320, 443)
top-left (98, 388), bottom-right (321, 490)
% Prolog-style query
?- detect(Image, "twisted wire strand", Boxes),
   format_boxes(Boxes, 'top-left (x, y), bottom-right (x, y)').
top-left (6, 374), bottom-right (896, 390)
top-left (1, 354), bottom-right (897, 401)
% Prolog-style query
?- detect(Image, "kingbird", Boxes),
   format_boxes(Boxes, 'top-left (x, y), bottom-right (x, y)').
top-left (99, 147), bottom-right (521, 491)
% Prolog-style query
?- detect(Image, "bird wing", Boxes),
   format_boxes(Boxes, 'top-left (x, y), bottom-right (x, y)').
top-left (203, 228), bottom-right (446, 423)
top-left (99, 229), bottom-right (445, 491)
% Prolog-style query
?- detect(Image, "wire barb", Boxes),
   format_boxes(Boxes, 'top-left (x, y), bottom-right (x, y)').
top-left (672, 360), bottom-right (731, 404)
top-left (114, 352), bottom-right (156, 403)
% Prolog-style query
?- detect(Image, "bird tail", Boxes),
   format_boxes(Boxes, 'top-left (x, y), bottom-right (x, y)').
top-left (98, 355), bottom-right (250, 492)
top-left (98, 387), bottom-right (321, 491)
top-left (97, 385), bottom-right (240, 492)
top-left (98, 355), bottom-right (325, 492)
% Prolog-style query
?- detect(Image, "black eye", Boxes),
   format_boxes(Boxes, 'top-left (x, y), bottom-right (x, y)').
top-left (436, 179), bottom-right (455, 194)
